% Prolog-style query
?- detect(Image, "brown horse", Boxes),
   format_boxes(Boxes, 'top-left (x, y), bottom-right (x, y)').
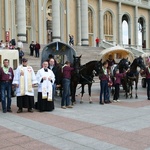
top-left (127, 56), bottom-right (146, 98)
top-left (71, 58), bottom-right (102, 104)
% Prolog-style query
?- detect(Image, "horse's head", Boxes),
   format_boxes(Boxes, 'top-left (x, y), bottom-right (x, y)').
top-left (136, 56), bottom-right (146, 70)
top-left (73, 55), bottom-right (81, 69)
top-left (94, 60), bottom-right (103, 76)
top-left (73, 55), bottom-right (82, 75)
top-left (118, 58), bottom-right (130, 71)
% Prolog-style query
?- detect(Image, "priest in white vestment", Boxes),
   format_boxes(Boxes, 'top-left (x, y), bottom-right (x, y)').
top-left (36, 61), bottom-right (55, 112)
top-left (12, 58), bottom-right (37, 113)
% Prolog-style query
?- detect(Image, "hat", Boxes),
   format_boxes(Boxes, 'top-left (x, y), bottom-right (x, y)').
top-left (22, 58), bottom-right (28, 62)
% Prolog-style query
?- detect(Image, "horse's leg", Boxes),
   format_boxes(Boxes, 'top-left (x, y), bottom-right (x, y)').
top-left (71, 81), bottom-right (77, 105)
top-left (135, 80), bottom-right (138, 99)
top-left (80, 84), bottom-right (84, 104)
top-left (88, 83), bottom-right (92, 103)
top-left (130, 83), bottom-right (133, 98)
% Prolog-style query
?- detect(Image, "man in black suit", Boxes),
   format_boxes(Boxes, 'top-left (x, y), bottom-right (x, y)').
top-left (48, 58), bottom-right (62, 98)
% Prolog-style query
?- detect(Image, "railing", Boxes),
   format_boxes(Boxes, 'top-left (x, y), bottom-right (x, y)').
top-left (122, 44), bottom-right (143, 51)
top-left (123, 46), bottom-right (145, 57)
top-left (100, 40), bottom-right (115, 49)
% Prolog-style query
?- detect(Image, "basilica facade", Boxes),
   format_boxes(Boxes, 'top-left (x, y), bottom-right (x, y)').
top-left (0, 0), bottom-right (150, 48)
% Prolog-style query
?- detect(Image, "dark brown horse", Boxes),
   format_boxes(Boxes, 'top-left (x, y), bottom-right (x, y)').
top-left (70, 55), bottom-right (82, 104)
top-left (112, 58), bottom-right (130, 98)
top-left (71, 58), bottom-right (102, 104)
top-left (127, 56), bottom-right (146, 98)
top-left (79, 60), bottom-right (102, 103)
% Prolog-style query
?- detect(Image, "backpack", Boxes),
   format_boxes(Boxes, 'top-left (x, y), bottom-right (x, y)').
top-left (19, 50), bottom-right (24, 57)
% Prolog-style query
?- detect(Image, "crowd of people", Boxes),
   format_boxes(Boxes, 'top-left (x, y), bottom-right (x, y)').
top-left (1, 41), bottom-right (150, 113)
top-left (99, 55), bottom-right (130, 105)
top-left (0, 48), bottom-right (75, 113)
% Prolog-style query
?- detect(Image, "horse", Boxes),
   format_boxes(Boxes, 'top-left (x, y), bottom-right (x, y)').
top-left (70, 55), bottom-right (82, 104)
top-left (79, 60), bottom-right (102, 103)
top-left (111, 58), bottom-right (130, 98)
top-left (71, 58), bottom-right (102, 104)
top-left (127, 56), bottom-right (146, 98)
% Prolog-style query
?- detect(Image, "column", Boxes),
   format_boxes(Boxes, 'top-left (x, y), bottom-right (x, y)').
top-left (52, 0), bottom-right (61, 42)
top-left (5, 0), bottom-right (9, 31)
top-left (77, 0), bottom-right (81, 45)
top-left (81, 0), bottom-right (89, 46)
top-left (66, 0), bottom-right (70, 44)
top-left (38, 0), bottom-right (42, 43)
top-left (16, 0), bottom-right (26, 42)
top-left (0, 0), bottom-right (2, 39)
top-left (98, 0), bottom-right (103, 42)
top-left (118, 2), bottom-right (122, 45)
top-left (135, 6), bottom-right (138, 46)
top-left (5, 0), bottom-right (10, 42)
top-left (11, 0), bottom-right (16, 39)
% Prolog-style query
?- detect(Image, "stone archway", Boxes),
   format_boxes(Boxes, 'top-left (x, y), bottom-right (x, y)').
top-left (46, 0), bottom-right (52, 43)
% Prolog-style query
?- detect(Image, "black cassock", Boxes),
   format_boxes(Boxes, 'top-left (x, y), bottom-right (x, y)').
top-left (35, 68), bottom-right (54, 112)
top-left (35, 93), bottom-right (54, 112)
top-left (17, 95), bottom-right (34, 109)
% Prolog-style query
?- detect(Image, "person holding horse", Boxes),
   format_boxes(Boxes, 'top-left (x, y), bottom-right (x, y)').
top-left (99, 61), bottom-right (111, 105)
top-left (61, 61), bottom-right (74, 109)
top-left (113, 68), bottom-right (129, 102)
top-left (141, 61), bottom-right (150, 100)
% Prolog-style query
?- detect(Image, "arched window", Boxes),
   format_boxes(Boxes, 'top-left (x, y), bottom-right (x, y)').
top-left (122, 20), bottom-right (128, 45)
top-left (138, 17), bottom-right (146, 48)
top-left (103, 11), bottom-right (113, 41)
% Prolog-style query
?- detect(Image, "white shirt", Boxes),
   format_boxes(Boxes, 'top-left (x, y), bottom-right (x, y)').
top-left (17, 41), bottom-right (23, 49)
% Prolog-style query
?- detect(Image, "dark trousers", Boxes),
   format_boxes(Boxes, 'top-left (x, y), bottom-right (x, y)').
top-left (30, 48), bottom-right (34, 56)
top-left (1, 81), bottom-right (12, 112)
top-left (35, 49), bottom-right (39, 57)
top-left (61, 78), bottom-right (71, 106)
top-left (113, 84), bottom-right (120, 100)
top-left (19, 57), bottom-right (22, 64)
top-left (100, 80), bottom-right (108, 103)
top-left (96, 42), bottom-right (99, 47)
top-left (146, 79), bottom-right (150, 99)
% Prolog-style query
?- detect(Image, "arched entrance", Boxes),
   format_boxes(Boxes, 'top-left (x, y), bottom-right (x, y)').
top-left (46, 0), bottom-right (52, 43)
top-left (122, 14), bottom-right (131, 45)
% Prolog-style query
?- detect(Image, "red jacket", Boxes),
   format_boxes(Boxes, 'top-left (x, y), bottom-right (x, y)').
top-left (95, 38), bottom-right (100, 43)
top-left (114, 72), bottom-right (126, 85)
top-left (141, 67), bottom-right (150, 79)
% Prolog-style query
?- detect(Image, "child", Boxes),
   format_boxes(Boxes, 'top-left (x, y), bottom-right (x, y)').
top-left (113, 69), bottom-right (128, 102)
top-left (106, 74), bottom-right (113, 103)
